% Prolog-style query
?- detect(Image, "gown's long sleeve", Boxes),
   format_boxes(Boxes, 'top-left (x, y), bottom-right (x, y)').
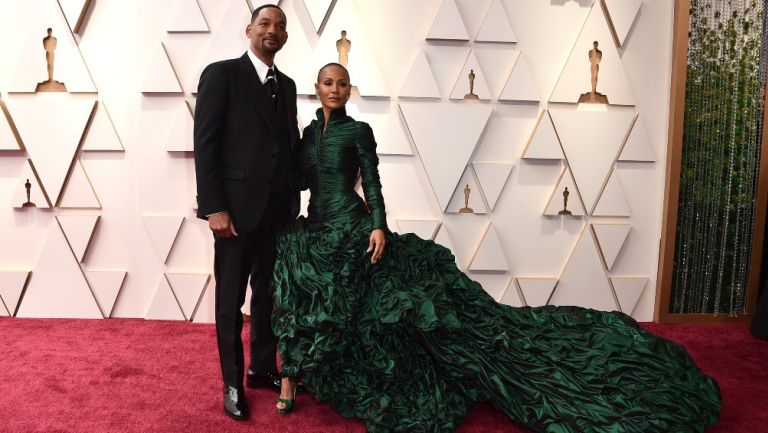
top-left (355, 122), bottom-right (387, 231)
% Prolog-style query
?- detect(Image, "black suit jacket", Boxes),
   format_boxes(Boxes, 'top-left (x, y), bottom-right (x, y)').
top-left (194, 53), bottom-right (301, 232)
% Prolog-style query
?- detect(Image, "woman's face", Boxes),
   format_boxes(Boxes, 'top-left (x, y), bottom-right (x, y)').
top-left (316, 65), bottom-right (351, 111)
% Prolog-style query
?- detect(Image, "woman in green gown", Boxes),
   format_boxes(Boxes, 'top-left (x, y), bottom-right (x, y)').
top-left (271, 63), bottom-right (721, 433)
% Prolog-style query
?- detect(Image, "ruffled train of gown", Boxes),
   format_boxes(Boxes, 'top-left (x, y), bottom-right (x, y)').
top-left (272, 215), bottom-right (721, 433)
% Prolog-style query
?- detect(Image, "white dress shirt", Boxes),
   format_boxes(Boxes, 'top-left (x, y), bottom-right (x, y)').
top-left (247, 48), bottom-right (276, 85)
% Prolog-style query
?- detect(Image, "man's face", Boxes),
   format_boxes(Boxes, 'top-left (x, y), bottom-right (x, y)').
top-left (246, 7), bottom-right (288, 58)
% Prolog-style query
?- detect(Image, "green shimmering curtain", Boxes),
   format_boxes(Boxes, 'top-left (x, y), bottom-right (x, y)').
top-left (672, 0), bottom-right (767, 314)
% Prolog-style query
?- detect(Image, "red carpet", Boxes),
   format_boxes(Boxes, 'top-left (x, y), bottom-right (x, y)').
top-left (0, 318), bottom-right (764, 433)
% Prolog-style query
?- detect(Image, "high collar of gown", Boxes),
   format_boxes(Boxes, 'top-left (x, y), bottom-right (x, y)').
top-left (315, 106), bottom-right (350, 127)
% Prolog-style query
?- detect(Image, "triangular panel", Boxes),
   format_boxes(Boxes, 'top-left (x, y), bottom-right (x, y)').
top-left (499, 53), bottom-right (539, 102)
top-left (376, 106), bottom-right (413, 155)
top-left (0, 102), bottom-right (22, 150)
top-left (166, 273), bottom-right (210, 320)
top-left (56, 215), bottom-right (99, 262)
top-left (340, 102), bottom-right (407, 155)
top-left (549, 229), bottom-right (618, 311)
top-left (433, 223), bottom-right (462, 270)
top-left (165, 100), bottom-right (194, 152)
top-left (619, 115), bottom-right (655, 162)
top-left (544, 167), bottom-right (586, 217)
top-left (450, 51), bottom-right (492, 101)
top-left (601, 0), bottom-right (642, 47)
top-left (396, 220), bottom-right (440, 240)
top-left (0, 271), bottom-right (32, 316)
top-left (377, 160), bottom-right (440, 219)
top-left (85, 270), bottom-right (126, 317)
top-left (59, 160), bottom-right (101, 209)
top-left (399, 50), bottom-right (441, 99)
top-left (246, 0), bottom-right (279, 13)
top-left (145, 275), bottom-right (185, 321)
top-left (472, 273), bottom-right (513, 303)
top-left (9, 3), bottom-right (96, 92)
top-left (167, 0), bottom-right (210, 33)
top-left (303, 0), bottom-right (334, 33)
top-left (475, 0), bottom-right (516, 43)
top-left (499, 278), bottom-right (524, 307)
top-left (446, 166), bottom-right (488, 214)
top-left (141, 43), bottom-right (183, 94)
top-left (143, 216), bottom-right (184, 263)
top-left (309, 0), bottom-right (390, 97)
top-left (522, 111), bottom-right (563, 160)
top-left (517, 277), bottom-right (557, 307)
top-left (469, 224), bottom-right (509, 271)
top-left (400, 101), bottom-right (492, 210)
top-left (426, 0), bottom-right (469, 41)
top-left (591, 223), bottom-right (630, 270)
top-left (192, 279), bottom-right (214, 323)
top-left (12, 160), bottom-right (51, 208)
top-left (297, 99), bottom-right (320, 130)
top-left (163, 1), bottom-right (248, 94)
top-left (593, 168), bottom-right (630, 217)
top-left (82, 101), bottom-right (125, 151)
top-left (549, 4), bottom-right (635, 105)
top-left (472, 162), bottom-right (513, 211)
top-left (7, 97), bottom-right (96, 205)
top-left (611, 277), bottom-right (647, 315)
top-left (550, 109), bottom-right (635, 211)
top-left (58, 0), bottom-right (92, 34)
top-left (16, 224), bottom-right (102, 318)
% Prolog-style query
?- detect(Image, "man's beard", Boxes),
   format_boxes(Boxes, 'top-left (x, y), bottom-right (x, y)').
top-left (261, 41), bottom-right (281, 54)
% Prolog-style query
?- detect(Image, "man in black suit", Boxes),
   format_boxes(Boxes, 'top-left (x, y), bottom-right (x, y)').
top-left (193, 4), bottom-right (300, 421)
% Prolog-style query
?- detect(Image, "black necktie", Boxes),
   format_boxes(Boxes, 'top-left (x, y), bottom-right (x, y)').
top-left (265, 69), bottom-right (278, 107)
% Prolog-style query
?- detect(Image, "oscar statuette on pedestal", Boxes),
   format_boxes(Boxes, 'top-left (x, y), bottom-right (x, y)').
top-left (459, 184), bottom-right (474, 213)
top-left (35, 28), bottom-right (67, 92)
top-left (578, 41), bottom-right (608, 104)
top-left (557, 186), bottom-right (572, 216)
top-left (22, 178), bottom-right (36, 208)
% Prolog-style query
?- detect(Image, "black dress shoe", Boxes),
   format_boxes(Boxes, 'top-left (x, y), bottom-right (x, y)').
top-left (246, 369), bottom-right (281, 391)
top-left (223, 386), bottom-right (249, 420)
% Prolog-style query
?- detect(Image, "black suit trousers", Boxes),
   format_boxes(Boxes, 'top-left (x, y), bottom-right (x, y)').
top-left (213, 190), bottom-right (292, 387)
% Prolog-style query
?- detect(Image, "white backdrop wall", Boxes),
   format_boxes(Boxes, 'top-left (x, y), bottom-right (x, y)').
top-left (0, 0), bottom-right (672, 322)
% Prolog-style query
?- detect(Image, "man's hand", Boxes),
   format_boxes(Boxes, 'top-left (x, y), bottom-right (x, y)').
top-left (209, 211), bottom-right (238, 238)
top-left (367, 229), bottom-right (386, 264)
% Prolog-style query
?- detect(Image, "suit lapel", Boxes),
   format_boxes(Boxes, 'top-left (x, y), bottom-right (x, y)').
top-left (237, 53), bottom-right (276, 135)
top-left (275, 67), bottom-right (298, 150)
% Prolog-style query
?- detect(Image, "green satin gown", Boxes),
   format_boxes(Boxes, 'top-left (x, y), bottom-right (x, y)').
top-left (272, 108), bottom-right (721, 433)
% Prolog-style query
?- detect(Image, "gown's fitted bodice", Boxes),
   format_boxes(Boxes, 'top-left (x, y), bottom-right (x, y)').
top-left (300, 108), bottom-right (387, 230)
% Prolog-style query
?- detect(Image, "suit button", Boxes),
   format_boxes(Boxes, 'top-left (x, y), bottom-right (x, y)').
top-left (271, 154), bottom-right (277, 158)
top-left (267, 180), bottom-right (273, 184)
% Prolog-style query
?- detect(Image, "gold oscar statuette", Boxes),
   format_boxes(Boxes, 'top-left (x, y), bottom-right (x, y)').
top-left (459, 184), bottom-right (474, 213)
top-left (558, 186), bottom-right (572, 216)
top-left (22, 178), bottom-right (36, 208)
top-left (336, 30), bottom-right (351, 67)
top-left (578, 41), bottom-right (608, 104)
top-left (464, 69), bottom-right (479, 100)
top-left (35, 28), bottom-right (67, 92)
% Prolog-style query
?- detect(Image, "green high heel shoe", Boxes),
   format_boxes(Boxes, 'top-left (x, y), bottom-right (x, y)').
top-left (276, 380), bottom-right (297, 415)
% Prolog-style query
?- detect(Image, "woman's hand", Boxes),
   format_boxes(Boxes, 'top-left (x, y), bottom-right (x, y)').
top-left (367, 229), bottom-right (386, 264)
